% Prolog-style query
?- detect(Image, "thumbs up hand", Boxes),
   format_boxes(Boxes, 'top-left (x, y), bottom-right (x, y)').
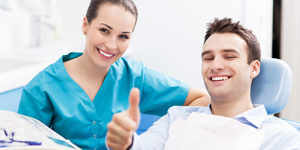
top-left (106, 88), bottom-right (141, 150)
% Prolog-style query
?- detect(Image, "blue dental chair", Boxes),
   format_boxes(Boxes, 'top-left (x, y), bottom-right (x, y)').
top-left (137, 58), bottom-right (300, 134)
top-left (251, 58), bottom-right (300, 131)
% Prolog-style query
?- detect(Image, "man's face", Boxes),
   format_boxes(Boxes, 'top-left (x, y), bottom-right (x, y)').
top-left (201, 33), bottom-right (259, 101)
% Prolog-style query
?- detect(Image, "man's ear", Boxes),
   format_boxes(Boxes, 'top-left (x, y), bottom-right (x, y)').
top-left (82, 17), bottom-right (89, 35)
top-left (250, 60), bottom-right (260, 79)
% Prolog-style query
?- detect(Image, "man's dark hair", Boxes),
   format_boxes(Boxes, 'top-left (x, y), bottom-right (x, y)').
top-left (204, 18), bottom-right (261, 64)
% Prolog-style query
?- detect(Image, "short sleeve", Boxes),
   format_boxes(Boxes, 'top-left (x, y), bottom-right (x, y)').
top-left (18, 87), bottom-right (53, 127)
top-left (139, 67), bottom-right (190, 116)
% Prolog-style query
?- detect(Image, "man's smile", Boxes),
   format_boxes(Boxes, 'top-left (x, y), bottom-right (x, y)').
top-left (210, 76), bottom-right (231, 81)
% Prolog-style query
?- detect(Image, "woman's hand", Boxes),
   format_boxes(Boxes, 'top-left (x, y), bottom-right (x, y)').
top-left (106, 88), bottom-right (141, 150)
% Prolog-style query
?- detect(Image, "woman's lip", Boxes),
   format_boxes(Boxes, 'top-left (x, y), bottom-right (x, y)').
top-left (97, 48), bottom-right (115, 55)
top-left (96, 48), bottom-right (115, 59)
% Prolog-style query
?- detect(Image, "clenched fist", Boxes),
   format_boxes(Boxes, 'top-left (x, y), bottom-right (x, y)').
top-left (106, 88), bottom-right (141, 150)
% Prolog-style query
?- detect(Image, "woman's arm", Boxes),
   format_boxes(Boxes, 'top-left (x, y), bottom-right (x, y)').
top-left (183, 86), bottom-right (210, 106)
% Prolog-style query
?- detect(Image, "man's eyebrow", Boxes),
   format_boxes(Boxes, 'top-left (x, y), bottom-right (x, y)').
top-left (100, 23), bottom-right (131, 34)
top-left (201, 50), bottom-right (212, 57)
top-left (222, 49), bottom-right (240, 55)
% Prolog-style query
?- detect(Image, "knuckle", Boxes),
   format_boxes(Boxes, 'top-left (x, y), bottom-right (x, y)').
top-left (113, 114), bottom-right (121, 121)
top-left (125, 131), bottom-right (133, 138)
top-left (122, 145), bottom-right (129, 150)
top-left (106, 142), bottom-right (113, 148)
top-left (107, 122), bottom-right (113, 129)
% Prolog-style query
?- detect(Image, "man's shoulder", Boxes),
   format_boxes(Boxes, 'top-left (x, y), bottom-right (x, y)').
top-left (263, 116), bottom-right (298, 131)
top-left (260, 116), bottom-right (300, 149)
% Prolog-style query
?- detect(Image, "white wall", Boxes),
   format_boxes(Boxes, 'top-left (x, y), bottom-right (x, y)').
top-left (280, 0), bottom-right (300, 121)
top-left (56, 0), bottom-right (89, 53)
top-left (129, 0), bottom-right (273, 89)
top-left (0, 0), bottom-right (89, 56)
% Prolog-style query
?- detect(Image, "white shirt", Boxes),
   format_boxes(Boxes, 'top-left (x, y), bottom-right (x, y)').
top-left (130, 104), bottom-right (300, 150)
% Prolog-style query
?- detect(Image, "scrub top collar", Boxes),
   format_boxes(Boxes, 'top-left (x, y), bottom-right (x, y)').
top-left (55, 52), bottom-right (117, 104)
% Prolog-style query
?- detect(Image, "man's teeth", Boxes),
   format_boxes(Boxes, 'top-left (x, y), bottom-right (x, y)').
top-left (100, 50), bottom-right (113, 57)
top-left (212, 77), bottom-right (228, 81)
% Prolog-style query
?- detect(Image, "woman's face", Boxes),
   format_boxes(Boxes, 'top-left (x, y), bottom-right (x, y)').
top-left (82, 3), bottom-right (136, 69)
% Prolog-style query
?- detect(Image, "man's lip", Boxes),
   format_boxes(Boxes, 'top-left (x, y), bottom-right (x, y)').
top-left (209, 75), bottom-right (231, 81)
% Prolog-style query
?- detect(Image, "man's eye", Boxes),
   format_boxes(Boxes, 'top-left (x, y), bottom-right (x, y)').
top-left (203, 57), bottom-right (213, 61)
top-left (100, 28), bottom-right (109, 34)
top-left (119, 35), bottom-right (128, 39)
top-left (226, 56), bottom-right (235, 59)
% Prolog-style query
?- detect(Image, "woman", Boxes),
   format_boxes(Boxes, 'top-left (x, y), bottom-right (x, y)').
top-left (18, 0), bottom-right (210, 149)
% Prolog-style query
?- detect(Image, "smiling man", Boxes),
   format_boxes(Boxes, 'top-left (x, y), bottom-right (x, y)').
top-left (106, 18), bottom-right (300, 150)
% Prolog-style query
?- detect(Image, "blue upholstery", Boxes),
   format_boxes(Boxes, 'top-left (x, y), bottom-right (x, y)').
top-left (137, 114), bottom-right (160, 135)
top-left (251, 58), bottom-right (293, 114)
top-left (0, 87), bottom-right (23, 113)
top-left (250, 58), bottom-right (300, 131)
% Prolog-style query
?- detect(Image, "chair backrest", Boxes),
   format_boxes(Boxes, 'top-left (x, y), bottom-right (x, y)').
top-left (250, 58), bottom-right (299, 131)
top-left (251, 58), bottom-right (293, 114)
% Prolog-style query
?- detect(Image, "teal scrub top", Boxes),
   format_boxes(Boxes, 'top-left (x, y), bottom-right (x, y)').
top-left (18, 52), bottom-right (190, 150)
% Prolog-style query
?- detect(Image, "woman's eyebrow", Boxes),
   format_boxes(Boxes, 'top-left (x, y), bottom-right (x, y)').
top-left (101, 23), bottom-right (131, 34)
top-left (101, 23), bottom-right (113, 30)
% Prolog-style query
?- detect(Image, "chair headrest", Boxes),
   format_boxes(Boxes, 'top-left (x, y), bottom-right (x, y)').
top-left (251, 58), bottom-right (293, 114)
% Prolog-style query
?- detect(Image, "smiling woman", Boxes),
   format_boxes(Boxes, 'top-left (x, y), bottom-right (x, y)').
top-left (17, 0), bottom-right (210, 149)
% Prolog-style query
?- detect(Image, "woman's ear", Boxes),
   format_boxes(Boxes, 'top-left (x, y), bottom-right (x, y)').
top-left (250, 60), bottom-right (260, 79)
top-left (82, 17), bottom-right (88, 35)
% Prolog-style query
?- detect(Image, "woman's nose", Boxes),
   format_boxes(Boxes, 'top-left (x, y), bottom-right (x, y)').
top-left (105, 37), bottom-right (117, 50)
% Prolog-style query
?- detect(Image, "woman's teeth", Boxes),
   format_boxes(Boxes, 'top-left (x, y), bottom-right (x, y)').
top-left (212, 76), bottom-right (228, 81)
top-left (99, 50), bottom-right (113, 57)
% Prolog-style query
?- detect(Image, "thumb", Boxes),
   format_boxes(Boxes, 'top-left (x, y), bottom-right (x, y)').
top-left (128, 88), bottom-right (141, 125)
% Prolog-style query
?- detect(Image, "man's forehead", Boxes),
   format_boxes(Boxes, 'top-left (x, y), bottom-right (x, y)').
top-left (202, 33), bottom-right (248, 56)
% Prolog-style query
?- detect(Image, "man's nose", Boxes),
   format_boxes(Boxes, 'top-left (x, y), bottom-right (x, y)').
top-left (210, 58), bottom-right (225, 71)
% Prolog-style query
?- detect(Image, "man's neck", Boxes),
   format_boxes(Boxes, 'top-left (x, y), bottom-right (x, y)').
top-left (210, 96), bottom-right (254, 118)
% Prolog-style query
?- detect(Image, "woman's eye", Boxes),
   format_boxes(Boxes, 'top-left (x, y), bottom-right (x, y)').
top-left (119, 35), bottom-right (129, 39)
top-left (100, 28), bottom-right (109, 34)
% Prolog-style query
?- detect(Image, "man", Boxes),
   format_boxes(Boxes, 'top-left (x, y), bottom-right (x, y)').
top-left (106, 18), bottom-right (300, 150)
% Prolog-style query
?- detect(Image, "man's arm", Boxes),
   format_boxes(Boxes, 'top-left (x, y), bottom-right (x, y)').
top-left (183, 86), bottom-right (210, 106)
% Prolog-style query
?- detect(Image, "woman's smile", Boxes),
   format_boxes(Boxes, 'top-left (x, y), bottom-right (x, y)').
top-left (97, 48), bottom-right (116, 59)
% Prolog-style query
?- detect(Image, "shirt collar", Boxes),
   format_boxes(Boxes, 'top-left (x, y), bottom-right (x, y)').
top-left (202, 104), bottom-right (213, 115)
top-left (203, 104), bottom-right (267, 128)
top-left (234, 104), bottom-right (267, 128)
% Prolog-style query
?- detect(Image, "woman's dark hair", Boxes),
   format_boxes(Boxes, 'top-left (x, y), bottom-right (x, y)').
top-left (86, 0), bottom-right (138, 27)
top-left (204, 18), bottom-right (261, 64)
